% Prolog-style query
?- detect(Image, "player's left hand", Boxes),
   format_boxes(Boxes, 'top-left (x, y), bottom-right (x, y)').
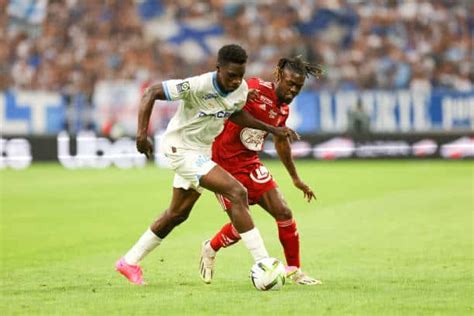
top-left (293, 178), bottom-right (316, 202)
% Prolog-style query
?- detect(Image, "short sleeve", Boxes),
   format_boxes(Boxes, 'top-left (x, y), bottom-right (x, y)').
top-left (161, 76), bottom-right (201, 101)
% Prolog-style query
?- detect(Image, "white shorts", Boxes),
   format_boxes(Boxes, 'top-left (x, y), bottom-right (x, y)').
top-left (163, 147), bottom-right (216, 193)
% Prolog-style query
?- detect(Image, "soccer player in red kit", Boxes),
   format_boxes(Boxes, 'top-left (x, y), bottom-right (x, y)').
top-left (199, 56), bottom-right (324, 285)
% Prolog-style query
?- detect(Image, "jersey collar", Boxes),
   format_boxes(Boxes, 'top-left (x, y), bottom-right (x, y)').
top-left (212, 72), bottom-right (229, 97)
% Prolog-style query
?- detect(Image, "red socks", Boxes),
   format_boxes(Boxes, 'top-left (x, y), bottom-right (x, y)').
top-left (277, 219), bottom-right (300, 268)
top-left (210, 218), bottom-right (301, 268)
top-left (210, 222), bottom-right (241, 251)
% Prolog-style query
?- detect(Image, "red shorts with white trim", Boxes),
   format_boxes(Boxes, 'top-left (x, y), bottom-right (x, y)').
top-left (215, 163), bottom-right (277, 210)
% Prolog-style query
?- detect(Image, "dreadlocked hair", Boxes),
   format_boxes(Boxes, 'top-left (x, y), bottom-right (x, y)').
top-left (274, 56), bottom-right (325, 81)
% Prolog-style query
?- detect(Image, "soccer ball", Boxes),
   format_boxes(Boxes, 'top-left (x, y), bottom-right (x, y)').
top-left (250, 257), bottom-right (286, 291)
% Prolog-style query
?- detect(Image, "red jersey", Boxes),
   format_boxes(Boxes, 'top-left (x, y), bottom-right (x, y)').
top-left (212, 77), bottom-right (289, 173)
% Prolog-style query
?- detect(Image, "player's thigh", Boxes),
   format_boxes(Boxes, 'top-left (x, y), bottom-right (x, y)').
top-left (258, 188), bottom-right (292, 220)
top-left (200, 164), bottom-right (245, 197)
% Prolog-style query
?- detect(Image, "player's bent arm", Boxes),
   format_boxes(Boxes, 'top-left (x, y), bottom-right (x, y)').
top-left (229, 110), bottom-right (279, 135)
top-left (275, 134), bottom-right (317, 202)
top-left (137, 83), bottom-right (167, 138)
top-left (274, 135), bottom-right (299, 181)
top-left (136, 83), bottom-right (168, 158)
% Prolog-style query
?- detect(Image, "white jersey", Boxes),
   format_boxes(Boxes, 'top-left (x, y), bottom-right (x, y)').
top-left (160, 71), bottom-right (248, 152)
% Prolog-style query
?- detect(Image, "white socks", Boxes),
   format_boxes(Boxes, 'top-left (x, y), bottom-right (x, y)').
top-left (123, 227), bottom-right (267, 265)
top-left (124, 228), bottom-right (162, 265)
top-left (240, 227), bottom-right (269, 262)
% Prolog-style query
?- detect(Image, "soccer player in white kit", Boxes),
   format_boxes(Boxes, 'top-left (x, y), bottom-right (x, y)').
top-left (116, 44), bottom-right (298, 285)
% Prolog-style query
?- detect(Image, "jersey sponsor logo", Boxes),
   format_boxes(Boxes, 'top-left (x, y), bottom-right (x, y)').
top-left (198, 111), bottom-right (232, 119)
top-left (176, 81), bottom-right (190, 93)
top-left (240, 128), bottom-right (266, 151)
top-left (249, 165), bottom-right (272, 184)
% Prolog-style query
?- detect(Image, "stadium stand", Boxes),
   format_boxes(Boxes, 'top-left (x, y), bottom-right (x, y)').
top-left (4, 0), bottom-right (472, 93)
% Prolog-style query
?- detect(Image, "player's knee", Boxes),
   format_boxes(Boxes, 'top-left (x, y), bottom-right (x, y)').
top-left (228, 183), bottom-right (247, 204)
top-left (274, 206), bottom-right (292, 221)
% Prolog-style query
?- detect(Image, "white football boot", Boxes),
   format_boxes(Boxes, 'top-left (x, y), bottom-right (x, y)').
top-left (199, 240), bottom-right (216, 284)
top-left (286, 266), bottom-right (322, 285)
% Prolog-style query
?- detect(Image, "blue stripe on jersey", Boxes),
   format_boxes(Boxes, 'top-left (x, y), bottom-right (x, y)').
top-left (162, 82), bottom-right (172, 101)
top-left (212, 72), bottom-right (229, 97)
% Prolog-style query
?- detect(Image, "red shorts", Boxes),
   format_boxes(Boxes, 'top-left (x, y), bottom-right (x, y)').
top-left (216, 163), bottom-right (277, 210)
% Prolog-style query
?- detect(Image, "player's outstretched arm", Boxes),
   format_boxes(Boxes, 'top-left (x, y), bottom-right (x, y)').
top-left (274, 134), bottom-right (316, 202)
top-left (229, 110), bottom-right (300, 142)
top-left (137, 83), bottom-right (167, 159)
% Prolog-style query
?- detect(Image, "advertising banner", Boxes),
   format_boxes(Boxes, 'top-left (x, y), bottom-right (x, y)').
top-left (0, 90), bottom-right (65, 134)
top-left (1, 133), bottom-right (473, 170)
top-left (2, 88), bottom-right (473, 136)
top-left (292, 90), bottom-right (474, 133)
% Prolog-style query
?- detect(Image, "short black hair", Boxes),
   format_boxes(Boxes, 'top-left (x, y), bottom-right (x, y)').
top-left (217, 44), bottom-right (248, 65)
top-left (274, 56), bottom-right (325, 81)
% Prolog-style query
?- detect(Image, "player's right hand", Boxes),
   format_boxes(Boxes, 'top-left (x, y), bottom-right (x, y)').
top-left (136, 135), bottom-right (153, 159)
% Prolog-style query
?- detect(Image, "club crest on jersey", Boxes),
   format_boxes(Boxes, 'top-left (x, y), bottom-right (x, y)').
top-left (176, 81), bottom-right (190, 93)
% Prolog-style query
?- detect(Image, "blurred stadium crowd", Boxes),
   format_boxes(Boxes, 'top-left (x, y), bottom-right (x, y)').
top-left (2, 0), bottom-right (473, 95)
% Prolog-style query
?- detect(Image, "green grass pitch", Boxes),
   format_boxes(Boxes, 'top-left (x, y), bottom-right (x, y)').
top-left (1, 160), bottom-right (472, 315)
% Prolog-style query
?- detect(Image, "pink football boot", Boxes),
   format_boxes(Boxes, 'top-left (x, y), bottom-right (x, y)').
top-left (115, 257), bottom-right (145, 285)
